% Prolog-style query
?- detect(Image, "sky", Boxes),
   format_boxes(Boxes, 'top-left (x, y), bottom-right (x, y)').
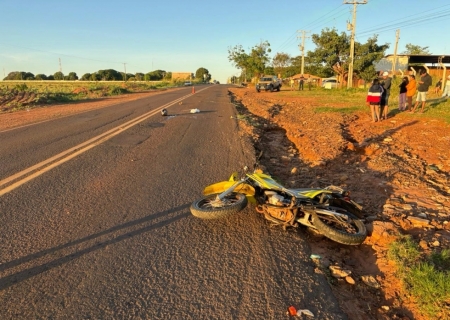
top-left (1, 0), bottom-right (450, 84)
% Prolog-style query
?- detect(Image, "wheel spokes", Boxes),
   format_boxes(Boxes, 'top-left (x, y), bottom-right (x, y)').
top-left (318, 213), bottom-right (357, 234)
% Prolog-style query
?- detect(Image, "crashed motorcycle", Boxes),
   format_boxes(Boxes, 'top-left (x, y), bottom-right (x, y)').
top-left (190, 167), bottom-right (367, 245)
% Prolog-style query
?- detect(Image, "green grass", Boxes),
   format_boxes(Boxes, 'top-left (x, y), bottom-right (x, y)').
top-left (314, 106), bottom-right (363, 114)
top-left (387, 235), bottom-right (450, 318)
top-left (0, 80), bottom-right (176, 113)
top-left (279, 82), bottom-right (450, 123)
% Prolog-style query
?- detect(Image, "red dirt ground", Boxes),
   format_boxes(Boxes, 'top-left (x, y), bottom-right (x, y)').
top-left (228, 86), bottom-right (449, 320)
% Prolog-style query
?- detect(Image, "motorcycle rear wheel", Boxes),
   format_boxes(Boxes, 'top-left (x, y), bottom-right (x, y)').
top-left (311, 208), bottom-right (367, 245)
top-left (190, 193), bottom-right (248, 219)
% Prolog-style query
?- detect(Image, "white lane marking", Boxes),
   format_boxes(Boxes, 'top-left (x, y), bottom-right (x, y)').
top-left (0, 88), bottom-right (208, 197)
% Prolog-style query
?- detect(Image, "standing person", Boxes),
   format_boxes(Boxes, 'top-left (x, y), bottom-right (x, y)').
top-left (380, 71), bottom-right (392, 120)
top-left (398, 76), bottom-right (408, 111)
top-left (442, 75), bottom-right (450, 98)
top-left (307, 76), bottom-right (312, 90)
top-left (411, 70), bottom-right (433, 113)
top-left (366, 78), bottom-right (384, 122)
top-left (290, 78), bottom-right (294, 90)
top-left (299, 75), bottom-right (304, 91)
top-left (406, 74), bottom-right (417, 111)
top-left (434, 78), bottom-right (442, 94)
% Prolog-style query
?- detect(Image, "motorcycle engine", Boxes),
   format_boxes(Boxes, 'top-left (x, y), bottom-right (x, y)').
top-left (263, 191), bottom-right (294, 223)
top-left (265, 191), bottom-right (290, 206)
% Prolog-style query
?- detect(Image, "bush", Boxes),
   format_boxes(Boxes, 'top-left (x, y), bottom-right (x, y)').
top-left (108, 86), bottom-right (128, 95)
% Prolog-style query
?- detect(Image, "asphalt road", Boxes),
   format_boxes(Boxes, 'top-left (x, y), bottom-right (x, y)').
top-left (0, 85), bottom-right (346, 319)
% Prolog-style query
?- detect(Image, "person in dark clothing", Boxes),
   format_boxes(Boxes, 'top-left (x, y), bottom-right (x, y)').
top-left (434, 78), bottom-right (442, 94)
top-left (380, 71), bottom-right (392, 120)
top-left (411, 70), bottom-right (433, 113)
top-left (366, 78), bottom-right (384, 122)
top-left (299, 75), bottom-right (304, 90)
top-left (398, 76), bottom-right (408, 111)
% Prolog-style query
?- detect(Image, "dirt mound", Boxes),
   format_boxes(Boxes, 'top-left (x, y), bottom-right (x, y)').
top-left (0, 90), bottom-right (38, 112)
top-left (229, 86), bottom-right (450, 320)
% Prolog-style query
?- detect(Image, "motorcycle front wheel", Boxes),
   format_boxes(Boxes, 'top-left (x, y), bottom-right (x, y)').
top-left (311, 208), bottom-right (367, 245)
top-left (190, 193), bottom-right (248, 219)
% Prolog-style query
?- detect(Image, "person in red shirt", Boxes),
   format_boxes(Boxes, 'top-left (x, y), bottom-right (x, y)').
top-left (366, 78), bottom-right (384, 122)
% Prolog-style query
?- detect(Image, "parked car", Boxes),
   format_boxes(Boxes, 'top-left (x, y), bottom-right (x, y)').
top-left (255, 75), bottom-right (282, 92)
top-left (184, 81), bottom-right (192, 86)
top-left (322, 78), bottom-right (339, 89)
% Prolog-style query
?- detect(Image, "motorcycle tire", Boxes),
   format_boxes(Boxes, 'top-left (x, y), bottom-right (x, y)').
top-left (311, 208), bottom-right (367, 245)
top-left (327, 198), bottom-right (364, 218)
top-left (190, 193), bottom-right (248, 219)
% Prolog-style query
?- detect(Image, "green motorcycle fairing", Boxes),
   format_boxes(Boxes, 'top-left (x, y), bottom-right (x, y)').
top-left (203, 172), bottom-right (332, 203)
top-left (248, 172), bottom-right (333, 198)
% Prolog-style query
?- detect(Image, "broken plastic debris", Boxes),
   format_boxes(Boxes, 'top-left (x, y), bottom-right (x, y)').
top-left (310, 254), bottom-right (321, 260)
top-left (190, 108), bottom-right (200, 113)
top-left (297, 309), bottom-right (314, 317)
top-left (287, 306), bottom-right (297, 316)
top-left (287, 306), bottom-right (314, 317)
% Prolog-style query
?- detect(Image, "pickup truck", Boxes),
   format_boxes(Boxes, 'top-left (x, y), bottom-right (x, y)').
top-left (255, 75), bottom-right (282, 92)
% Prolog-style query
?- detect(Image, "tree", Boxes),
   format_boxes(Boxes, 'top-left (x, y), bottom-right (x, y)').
top-left (228, 44), bottom-right (250, 80)
top-left (228, 40), bottom-right (271, 79)
top-left (35, 74), bottom-right (48, 80)
top-left (3, 71), bottom-right (20, 80)
top-left (3, 71), bottom-right (34, 80)
top-left (135, 73), bottom-right (145, 81)
top-left (354, 35), bottom-right (389, 84)
top-left (264, 66), bottom-right (275, 76)
top-left (308, 28), bottom-right (349, 78)
top-left (23, 72), bottom-right (35, 80)
top-left (96, 69), bottom-right (121, 81)
top-left (195, 67), bottom-right (210, 82)
top-left (145, 70), bottom-right (166, 81)
top-left (54, 71), bottom-right (64, 80)
top-left (81, 73), bottom-right (91, 81)
top-left (65, 72), bottom-right (78, 81)
top-left (307, 27), bottom-right (389, 84)
top-left (272, 52), bottom-right (291, 78)
top-left (248, 41), bottom-right (271, 77)
top-left (90, 73), bottom-right (100, 81)
top-left (402, 43), bottom-right (431, 55)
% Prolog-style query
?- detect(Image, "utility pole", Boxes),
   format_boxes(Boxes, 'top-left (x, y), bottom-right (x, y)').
top-left (392, 29), bottom-right (400, 74)
top-left (123, 63), bottom-right (127, 81)
top-left (297, 30), bottom-right (310, 75)
top-left (59, 58), bottom-right (63, 80)
top-left (344, 0), bottom-right (367, 89)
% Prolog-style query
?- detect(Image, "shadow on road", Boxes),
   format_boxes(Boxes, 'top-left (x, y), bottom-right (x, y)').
top-left (0, 204), bottom-right (190, 290)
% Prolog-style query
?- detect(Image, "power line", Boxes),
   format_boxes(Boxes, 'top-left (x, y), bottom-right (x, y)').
top-left (299, 5), bottom-right (347, 31)
top-left (358, 7), bottom-right (450, 36)
top-left (274, 3), bottom-right (450, 56)
top-left (273, 5), bottom-right (347, 53)
top-left (0, 42), bottom-right (150, 72)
